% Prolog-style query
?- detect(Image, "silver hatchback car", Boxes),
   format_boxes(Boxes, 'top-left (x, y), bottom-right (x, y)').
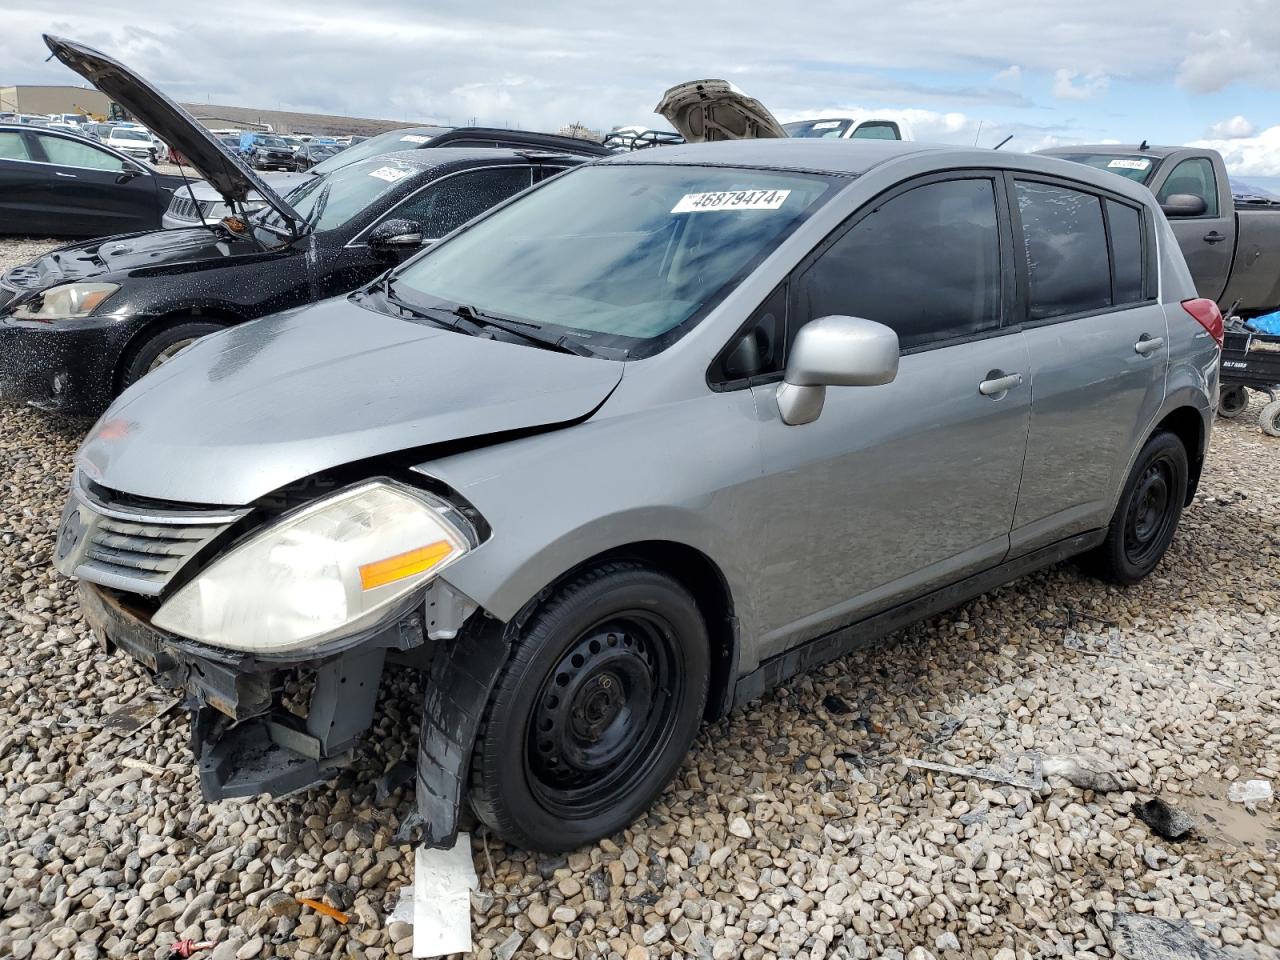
top-left (55, 139), bottom-right (1221, 852)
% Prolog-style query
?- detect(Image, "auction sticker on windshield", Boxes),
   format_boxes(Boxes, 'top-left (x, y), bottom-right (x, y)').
top-left (672, 190), bottom-right (791, 213)
top-left (1108, 158), bottom-right (1151, 170)
top-left (369, 166), bottom-right (412, 183)
top-left (400, 135), bottom-right (433, 144)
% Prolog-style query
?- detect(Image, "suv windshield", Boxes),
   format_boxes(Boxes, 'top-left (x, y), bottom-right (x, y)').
top-left (784, 119), bottom-right (853, 139)
top-left (261, 157), bottom-right (416, 234)
top-left (391, 164), bottom-right (840, 356)
top-left (1053, 153), bottom-right (1157, 184)
top-left (256, 136), bottom-right (287, 148)
top-left (310, 128), bottom-right (438, 176)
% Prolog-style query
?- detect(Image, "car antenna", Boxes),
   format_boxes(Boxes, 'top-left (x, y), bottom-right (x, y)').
top-left (993, 135), bottom-right (1013, 150)
top-left (1139, 139), bottom-right (1149, 151)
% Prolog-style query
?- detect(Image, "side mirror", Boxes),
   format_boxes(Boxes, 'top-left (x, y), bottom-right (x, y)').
top-left (1160, 193), bottom-right (1207, 218)
top-left (116, 162), bottom-right (143, 184)
top-left (777, 315), bottom-right (899, 425)
top-left (367, 218), bottom-right (424, 252)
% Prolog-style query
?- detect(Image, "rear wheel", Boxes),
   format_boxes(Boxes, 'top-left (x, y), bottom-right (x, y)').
top-left (1218, 385), bottom-right (1249, 418)
top-left (118, 319), bottom-right (225, 393)
top-left (469, 563), bottom-right (709, 851)
top-left (1084, 431), bottom-right (1188, 584)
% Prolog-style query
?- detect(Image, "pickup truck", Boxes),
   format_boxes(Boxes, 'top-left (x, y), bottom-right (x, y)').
top-left (1037, 144), bottom-right (1280, 317)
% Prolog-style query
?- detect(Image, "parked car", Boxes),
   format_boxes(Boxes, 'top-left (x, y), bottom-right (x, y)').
top-left (241, 133), bottom-right (295, 170)
top-left (162, 124), bottom-right (611, 228)
top-left (290, 141), bottom-right (343, 171)
top-left (2, 36), bottom-right (585, 414)
top-left (1037, 144), bottom-right (1280, 317)
top-left (0, 123), bottom-right (185, 237)
top-left (105, 124), bottom-right (159, 162)
top-left (51, 105), bottom-right (1220, 852)
top-left (783, 115), bottom-right (915, 141)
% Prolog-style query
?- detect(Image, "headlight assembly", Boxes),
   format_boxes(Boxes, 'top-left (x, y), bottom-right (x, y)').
top-left (11, 282), bottom-right (119, 320)
top-left (153, 480), bottom-right (477, 653)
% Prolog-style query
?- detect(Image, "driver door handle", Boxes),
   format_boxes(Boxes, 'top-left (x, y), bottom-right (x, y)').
top-left (1203, 231), bottom-right (1226, 244)
top-left (979, 372), bottom-right (1024, 396)
top-left (55, 171), bottom-right (78, 178)
top-left (1135, 336), bottom-right (1165, 356)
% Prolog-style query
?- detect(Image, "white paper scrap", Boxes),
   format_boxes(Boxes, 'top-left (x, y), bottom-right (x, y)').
top-left (413, 833), bottom-right (479, 958)
top-left (672, 189), bottom-right (790, 213)
top-left (369, 165), bottom-right (412, 183)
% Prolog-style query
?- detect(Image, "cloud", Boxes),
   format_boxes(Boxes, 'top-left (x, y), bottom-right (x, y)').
top-left (1207, 115), bottom-right (1256, 139)
top-left (1192, 125), bottom-right (1280, 177)
top-left (994, 65), bottom-right (1023, 87)
top-left (1051, 69), bottom-right (1110, 100)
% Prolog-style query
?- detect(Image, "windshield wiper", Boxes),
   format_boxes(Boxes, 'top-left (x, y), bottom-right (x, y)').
top-left (300, 182), bottom-right (333, 233)
top-left (443, 304), bottom-right (596, 357)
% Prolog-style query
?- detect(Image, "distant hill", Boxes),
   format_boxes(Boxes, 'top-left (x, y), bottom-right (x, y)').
top-left (179, 102), bottom-right (441, 138)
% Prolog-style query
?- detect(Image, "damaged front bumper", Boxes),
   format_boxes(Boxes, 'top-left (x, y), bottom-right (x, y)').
top-left (80, 580), bottom-right (508, 846)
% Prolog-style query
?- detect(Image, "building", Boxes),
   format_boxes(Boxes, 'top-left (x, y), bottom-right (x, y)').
top-left (0, 84), bottom-right (113, 118)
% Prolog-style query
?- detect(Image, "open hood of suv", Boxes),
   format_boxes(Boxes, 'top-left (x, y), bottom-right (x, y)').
top-left (655, 79), bottom-right (789, 143)
top-left (43, 34), bottom-right (304, 231)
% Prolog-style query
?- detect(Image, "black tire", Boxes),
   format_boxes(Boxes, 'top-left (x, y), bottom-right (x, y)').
top-left (469, 562), bottom-right (709, 852)
top-left (1218, 385), bottom-right (1249, 419)
top-left (118, 320), bottom-right (225, 393)
top-left (1085, 431), bottom-right (1188, 584)
top-left (1260, 398), bottom-right (1280, 438)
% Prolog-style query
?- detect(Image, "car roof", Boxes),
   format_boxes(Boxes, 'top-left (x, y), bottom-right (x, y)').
top-left (1036, 144), bottom-right (1183, 160)
top-left (599, 138), bottom-right (953, 174)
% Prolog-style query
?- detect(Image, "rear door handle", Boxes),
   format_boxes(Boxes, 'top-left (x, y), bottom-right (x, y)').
top-left (1135, 336), bottom-right (1165, 356)
top-left (978, 372), bottom-right (1024, 397)
top-left (1203, 231), bottom-right (1226, 244)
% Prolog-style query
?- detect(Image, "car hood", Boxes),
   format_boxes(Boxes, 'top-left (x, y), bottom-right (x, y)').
top-left (43, 34), bottom-right (304, 231)
top-left (0, 228), bottom-right (264, 292)
top-left (76, 297), bottom-right (624, 506)
top-left (655, 79), bottom-right (789, 142)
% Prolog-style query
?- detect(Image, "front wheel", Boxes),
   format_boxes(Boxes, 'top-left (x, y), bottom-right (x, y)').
top-left (118, 320), bottom-right (225, 393)
top-left (1084, 431), bottom-right (1188, 584)
top-left (469, 563), bottom-right (709, 852)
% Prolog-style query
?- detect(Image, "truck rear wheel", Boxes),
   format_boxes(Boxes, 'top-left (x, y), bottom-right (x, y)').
top-left (469, 563), bottom-right (709, 851)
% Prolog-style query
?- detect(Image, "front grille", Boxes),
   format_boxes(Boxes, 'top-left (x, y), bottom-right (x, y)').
top-left (168, 195), bottom-right (199, 221)
top-left (3, 263), bottom-right (52, 290)
top-left (56, 473), bottom-right (251, 597)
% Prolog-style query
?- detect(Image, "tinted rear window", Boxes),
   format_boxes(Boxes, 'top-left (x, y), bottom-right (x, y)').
top-left (1016, 180), bottom-right (1111, 321)
top-left (1107, 200), bottom-right (1144, 304)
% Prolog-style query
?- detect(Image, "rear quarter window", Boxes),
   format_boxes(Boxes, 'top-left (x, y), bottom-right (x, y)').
top-left (1106, 200), bottom-right (1145, 305)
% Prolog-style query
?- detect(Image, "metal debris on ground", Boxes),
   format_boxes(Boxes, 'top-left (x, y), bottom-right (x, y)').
top-left (1227, 779), bottom-right (1273, 804)
top-left (411, 833), bottom-right (479, 958)
top-left (100, 693), bottom-right (180, 734)
top-left (901, 755), bottom-right (1044, 791)
top-left (1134, 798), bottom-right (1196, 840)
top-left (1106, 912), bottom-right (1231, 959)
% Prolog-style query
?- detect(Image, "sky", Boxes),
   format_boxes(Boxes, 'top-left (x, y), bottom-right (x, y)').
top-left (3, 0), bottom-right (1280, 186)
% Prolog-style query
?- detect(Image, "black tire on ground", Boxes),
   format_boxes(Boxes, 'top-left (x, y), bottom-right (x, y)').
top-left (1260, 398), bottom-right (1280, 437)
top-left (469, 562), bottom-right (710, 852)
top-left (118, 319), bottom-right (225, 393)
top-left (1218, 385), bottom-right (1249, 419)
top-left (1084, 431), bottom-right (1189, 585)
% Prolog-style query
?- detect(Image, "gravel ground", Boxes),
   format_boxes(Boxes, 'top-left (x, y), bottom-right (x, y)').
top-left (1, 235), bottom-right (1278, 960)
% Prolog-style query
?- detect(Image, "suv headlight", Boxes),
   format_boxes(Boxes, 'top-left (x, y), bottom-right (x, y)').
top-left (153, 480), bottom-right (477, 653)
top-left (11, 282), bottom-right (119, 320)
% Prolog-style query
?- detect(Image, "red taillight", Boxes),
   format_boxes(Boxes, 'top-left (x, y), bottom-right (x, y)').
top-left (1182, 298), bottom-right (1224, 349)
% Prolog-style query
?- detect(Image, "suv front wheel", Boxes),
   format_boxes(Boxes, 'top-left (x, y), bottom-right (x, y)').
top-left (469, 562), bottom-right (710, 852)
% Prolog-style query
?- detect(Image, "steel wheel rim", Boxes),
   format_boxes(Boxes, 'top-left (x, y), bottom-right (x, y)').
top-left (525, 611), bottom-right (681, 820)
top-left (1124, 457), bottom-right (1175, 567)
top-left (148, 338), bottom-right (199, 371)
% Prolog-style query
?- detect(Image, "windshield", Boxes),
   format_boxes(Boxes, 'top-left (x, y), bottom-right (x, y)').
top-left (261, 156), bottom-right (416, 234)
top-left (1053, 153), bottom-right (1157, 184)
top-left (391, 164), bottom-right (839, 357)
top-left (309, 128), bottom-right (437, 176)
top-left (784, 119), bottom-right (853, 139)
top-left (256, 136), bottom-right (287, 148)
top-left (112, 128), bottom-right (151, 141)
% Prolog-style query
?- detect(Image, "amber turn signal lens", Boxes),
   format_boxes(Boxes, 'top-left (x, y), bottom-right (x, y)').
top-left (358, 540), bottom-right (454, 591)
